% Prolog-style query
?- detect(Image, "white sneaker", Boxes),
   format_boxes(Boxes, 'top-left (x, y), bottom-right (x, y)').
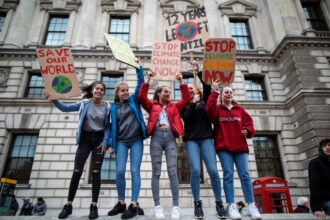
top-left (171, 206), bottom-right (180, 219)
top-left (248, 203), bottom-right (262, 220)
top-left (228, 203), bottom-right (241, 220)
top-left (155, 205), bottom-right (165, 219)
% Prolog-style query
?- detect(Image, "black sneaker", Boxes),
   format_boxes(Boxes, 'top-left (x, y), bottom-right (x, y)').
top-left (194, 200), bottom-right (204, 219)
top-left (89, 204), bottom-right (98, 219)
top-left (136, 202), bottom-right (144, 215)
top-left (58, 204), bottom-right (72, 219)
top-left (121, 203), bottom-right (138, 219)
top-left (216, 201), bottom-right (227, 219)
top-left (108, 201), bottom-right (126, 216)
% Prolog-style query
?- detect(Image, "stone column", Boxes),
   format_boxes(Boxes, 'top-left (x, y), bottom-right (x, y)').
top-left (250, 16), bottom-right (265, 51)
top-left (130, 11), bottom-right (138, 48)
top-left (294, 0), bottom-right (315, 36)
top-left (0, 9), bottom-right (13, 45)
top-left (63, 10), bottom-right (76, 47)
top-left (72, 0), bottom-right (97, 48)
top-left (29, 9), bottom-right (46, 47)
top-left (95, 10), bottom-right (109, 49)
top-left (142, 0), bottom-right (157, 49)
top-left (4, 0), bottom-right (37, 48)
top-left (222, 14), bottom-right (231, 38)
top-left (203, 0), bottom-right (225, 38)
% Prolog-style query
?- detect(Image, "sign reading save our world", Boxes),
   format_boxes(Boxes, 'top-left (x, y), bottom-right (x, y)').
top-left (36, 48), bottom-right (81, 100)
top-left (104, 33), bottom-right (140, 69)
top-left (164, 8), bottom-right (210, 53)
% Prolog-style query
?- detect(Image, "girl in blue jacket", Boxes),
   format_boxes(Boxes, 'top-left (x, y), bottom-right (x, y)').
top-left (45, 81), bottom-right (111, 219)
top-left (107, 59), bottom-right (148, 219)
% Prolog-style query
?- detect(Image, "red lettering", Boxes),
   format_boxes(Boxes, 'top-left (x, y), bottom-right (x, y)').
top-left (55, 49), bottom-right (64, 56)
top-left (68, 64), bottom-right (75, 73)
top-left (61, 57), bottom-right (67, 62)
top-left (154, 42), bottom-right (160, 50)
top-left (46, 49), bottom-right (54, 56)
top-left (40, 66), bottom-right (48, 75)
top-left (63, 48), bottom-right (70, 56)
top-left (38, 49), bottom-right (45, 57)
top-left (205, 41), bottom-right (212, 52)
top-left (229, 41), bottom-right (235, 52)
top-left (204, 70), bottom-right (215, 84)
top-left (220, 71), bottom-right (234, 83)
top-left (55, 65), bottom-right (62, 74)
top-left (220, 41), bottom-right (228, 53)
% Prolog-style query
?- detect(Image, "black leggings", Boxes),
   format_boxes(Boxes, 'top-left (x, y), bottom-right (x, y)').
top-left (68, 131), bottom-right (105, 203)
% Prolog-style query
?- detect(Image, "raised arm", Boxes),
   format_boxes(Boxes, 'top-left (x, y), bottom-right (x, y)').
top-left (133, 58), bottom-right (144, 100)
top-left (205, 79), bottom-right (220, 124)
top-left (138, 82), bottom-right (153, 113)
top-left (197, 71), bottom-right (211, 103)
top-left (45, 90), bottom-right (82, 112)
top-left (175, 73), bottom-right (191, 112)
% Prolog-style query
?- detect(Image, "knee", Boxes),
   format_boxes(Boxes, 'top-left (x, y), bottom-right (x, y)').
top-left (190, 168), bottom-right (200, 178)
top-left (92, 170), bottom-right (100, 177)
top-left (238, 170), bottom-right (251, 181)
top-left (116, 167), bottom-right (126, 178)
top-left (131, 168), bottom-right (140, 178)
top-left (223, 170), bottom-right (233, 180)
top-left (207, 168), bottom-right (219, 179)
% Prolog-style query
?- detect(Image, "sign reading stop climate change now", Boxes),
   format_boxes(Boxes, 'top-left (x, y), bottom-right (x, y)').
top-left (151, 42), bottom-right (181, 81)
top-left (164, 8), bottom-right (210, 53)
top-left (104, 33), bottom-right (139, 69)
top-left (202, 39), bottom-right (236, 85)
top-left (36, 48), bottom-right (81, 100)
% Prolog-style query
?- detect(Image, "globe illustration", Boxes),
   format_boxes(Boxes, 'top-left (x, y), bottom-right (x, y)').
top-left (52, 75), bottom-right (72, 94)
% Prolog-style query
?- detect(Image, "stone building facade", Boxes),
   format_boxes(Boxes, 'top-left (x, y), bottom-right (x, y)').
top-left (0, 0), bottom-right (329, 216)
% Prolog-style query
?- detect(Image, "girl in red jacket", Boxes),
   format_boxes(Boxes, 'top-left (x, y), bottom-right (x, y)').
top-left (205, 79), bottom-right (262, 220)
top-left (138, 71), bottom-right (191, 220)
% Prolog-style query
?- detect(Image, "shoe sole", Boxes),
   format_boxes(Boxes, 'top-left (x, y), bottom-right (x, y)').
top-left (195, 216), bottom-right (204, 219)
top-left (217, 216), bottom-right (227, 219)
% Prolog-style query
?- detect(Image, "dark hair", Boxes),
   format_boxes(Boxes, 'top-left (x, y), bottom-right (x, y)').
top-left (153, 86), bottom-right (168, 101)
top-left (37, 197), bottom-right (43, 202)
top-left (320, 138), bottom-right (330, 147)
top-left (237, 201), bottom-right (245, 208)
top-left (81, 81), bottom-right (106, 99)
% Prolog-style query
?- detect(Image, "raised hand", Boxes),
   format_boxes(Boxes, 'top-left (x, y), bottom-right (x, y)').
top-left (175, 72), bottom-right (183, 84)
top-left (44, 90), bottom-right (50, 99)
top-left (211, 79), bottom-right (220, 92)
top-left (146, 70), bottom-right (156, 83)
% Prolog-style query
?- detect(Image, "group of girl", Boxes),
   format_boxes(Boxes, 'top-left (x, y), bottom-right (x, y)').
top-left (45, 59), bottom-right (262, 220)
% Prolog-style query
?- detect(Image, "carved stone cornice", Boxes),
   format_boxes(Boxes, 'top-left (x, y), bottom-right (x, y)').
top-left (219, 0), bottom-right (257, 17)
top-left (160, 0), bottom-right (200, 14)
top-left (0, 0), bottom-right (20, 11)
top-left (101, 0), bottom-right (141, 13)
top-left (39, 0), bottom-right (81, 12)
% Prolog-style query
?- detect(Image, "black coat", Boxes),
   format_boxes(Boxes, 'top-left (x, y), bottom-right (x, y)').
top-left (308, 144), bottom-right (330, 212)
top-left (181, 71), bottom-right (213, 141)
top-left (19, 202), bottom-right (33, 216)
top-left (293, 205), bottom-right (309, 213)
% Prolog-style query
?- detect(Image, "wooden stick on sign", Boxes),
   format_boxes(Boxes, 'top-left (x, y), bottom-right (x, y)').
top-left (190, 51), bottom-right (197, 84)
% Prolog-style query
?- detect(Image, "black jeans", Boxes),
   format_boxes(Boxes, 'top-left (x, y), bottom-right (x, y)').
top-left (68, 131), bottom-right (105, 203)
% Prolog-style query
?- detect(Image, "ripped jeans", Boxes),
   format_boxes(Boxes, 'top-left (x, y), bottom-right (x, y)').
top-left (150, 128), bottom-right (179, 206)
top-left (68, 131), bottom-right (105, 203)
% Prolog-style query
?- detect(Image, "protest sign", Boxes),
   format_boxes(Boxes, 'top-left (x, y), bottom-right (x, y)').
top-left (104, 33), bottom-right (139, 69)
top-left (164, 7), bottom-right (210, 53)
top-left (202, 38), bottom-right (236, 85)
top-left (151, 42), bottom-right (181, 81)
top-left (36, 48), bottom-right (80, 100)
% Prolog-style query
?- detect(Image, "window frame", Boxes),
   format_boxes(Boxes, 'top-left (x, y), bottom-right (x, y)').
top-left (109, 16), bottom-right (131, 43)
top-left (301, 1), bottom-right (329, 31)
top-left (0, 12), bottom-right (6, 32)
top-left (244, 75), bottom-right (268, 101)
top-left (2, 132), bottom-right (39, 184)
top-left (174, 74), bottom-right (194, 100)
top-left (24, 72), bottom-right (45, 98)
top-left (252, 135), bottom-right (284, 179)
top-left (229, 19), bottom-right (253, 50)
top-left (43, 15), bottom-right (69, 46)
top-left (101, 73), bottom-right (124, 100)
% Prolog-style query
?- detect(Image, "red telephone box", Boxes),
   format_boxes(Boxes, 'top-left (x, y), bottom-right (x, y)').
top-left (252, 177), bottom-right (293, 214)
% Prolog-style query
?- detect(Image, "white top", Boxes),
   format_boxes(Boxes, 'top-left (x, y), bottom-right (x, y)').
top-left (156, 106), bottom-right (170, 127)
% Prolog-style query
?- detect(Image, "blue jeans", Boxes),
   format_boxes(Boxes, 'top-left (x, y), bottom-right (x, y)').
top-left (116, 139), bottom-right (143, 202)
top-left (324, 201), bottom-right (330, 215)
top-left (185, 138), bottom-right (222, 202)
top-left (217, 150), bottom-right (254, 204)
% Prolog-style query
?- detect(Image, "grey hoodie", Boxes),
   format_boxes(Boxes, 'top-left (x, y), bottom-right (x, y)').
top-left (31, 201), bottom-right (47, 216)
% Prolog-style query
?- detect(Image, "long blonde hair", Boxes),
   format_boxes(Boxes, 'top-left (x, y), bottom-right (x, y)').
top-left (220, 86), bottom-right (238, 105)
top-left (114, 82), bottom-right (128, 102)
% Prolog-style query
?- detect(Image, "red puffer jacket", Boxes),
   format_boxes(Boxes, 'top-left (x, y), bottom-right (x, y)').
top-left (205, 91), bottom-right (255, 153)
top-left (138, 82), bottom-right (191, 137)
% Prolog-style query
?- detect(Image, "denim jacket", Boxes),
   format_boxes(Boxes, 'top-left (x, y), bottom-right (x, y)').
top-left (52, 99), bottom-right (111, 147)
top-left (109, 65), bottom-right (148, 152)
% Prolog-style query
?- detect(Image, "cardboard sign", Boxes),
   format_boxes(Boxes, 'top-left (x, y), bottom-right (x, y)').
top-left (36, 48), bottom-right (81, 100)
top-left (164, 7), bottom-right (210, 53)
top-left (202, 38), bottom-right (236, 85)
top-left (104, 33), bottom-right (139, 69)
top-left (151, 42), bottom-right (181, 81)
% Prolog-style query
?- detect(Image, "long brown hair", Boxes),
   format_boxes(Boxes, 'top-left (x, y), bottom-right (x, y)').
top-left (114, 82), bottom-right (128, 102)
top-left (153, 86), bottom-right (168, 101)
top-left (220, 86), bottom-right (238, 105)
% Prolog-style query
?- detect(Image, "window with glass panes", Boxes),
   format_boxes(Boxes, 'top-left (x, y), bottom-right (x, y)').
top-left (253, 136), bottom-right (284, 179)
top-left (301, 1), bottom-right (329, 31)
top-left (245, 77), bottom-right (267, 101)
top-left (2, 134), bottom-right (38, 184)
top-left (174, 76), bottom-right (194, 100)
top-left (230, 20), bottom-right (253, 50)
top-left (0, 13), bottom-right (6, 32)
top-left (89, 152), bottom-right (116, 184)
top-left (44, 16), bottom-right (68, 46)
top-left (102, 74), bottom-right (123, 99)
top-left (109, 17), bottom-right (130, 43)
top-left (25, 74), bottom-right (44, 98)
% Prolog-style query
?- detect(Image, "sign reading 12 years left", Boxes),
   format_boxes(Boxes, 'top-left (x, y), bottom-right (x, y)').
top-left (36, 48), bottom-right (81, 100)
top-left (164, 8), bottom-right (210, 53)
